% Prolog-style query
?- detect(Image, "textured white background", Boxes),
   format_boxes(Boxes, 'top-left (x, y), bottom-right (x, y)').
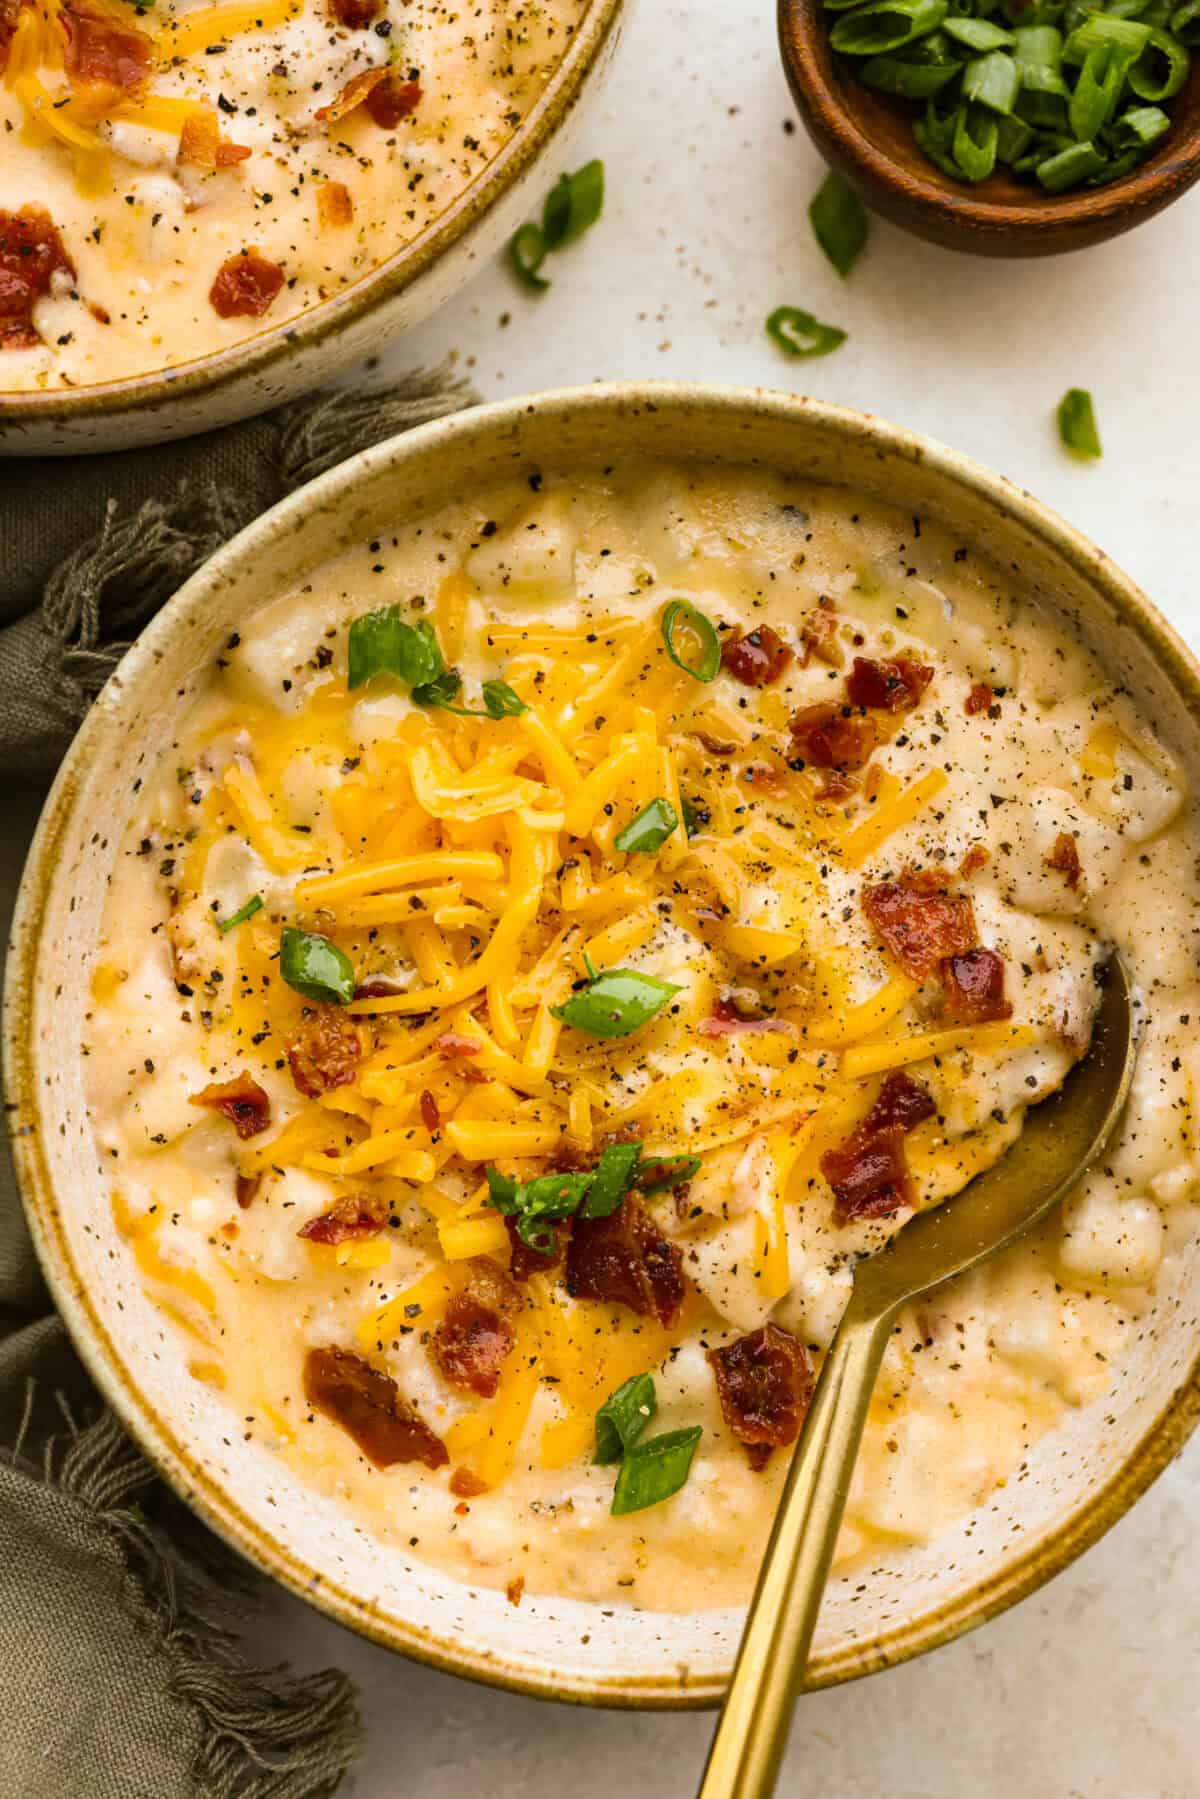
top-left (265, 1), bottom-right (1200, 1792)
top-left (75, 0), bottom-right (1200, 1790)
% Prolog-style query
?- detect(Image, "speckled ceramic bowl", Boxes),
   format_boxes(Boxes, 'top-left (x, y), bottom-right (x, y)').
top-left (7, 384), bottom-right (1200, 1706)
top-left (0, 0), bottom-right (623, 459)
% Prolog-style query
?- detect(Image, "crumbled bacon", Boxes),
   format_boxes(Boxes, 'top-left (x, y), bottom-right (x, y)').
top-left (506, 1576), bottom-right (525, 1607)
top-left (365, 74), bottom-right (422, 128)
top-left (720, 624), bottom-right (793, 688)
top-left (191, 1073), bottom-right (271, 1139)
top-left (1046, 831), bottom-right (1083, 891)
top-left (304, 1346), bottom-right (447, 1469)
top-left (298, 1190), bottom-right (388, 1245)
top-left (799, 599), bottom-right (841, 668)
top-left (959, 843), bottom-right (990, 877)
top-left (845, 654), bottom-right (934, 714)
top-left (209, 249), bottom-right (285, 319)
top-left (0, 207), bottom-right (74, 350)
top-left (862, 873), bottom-right (977, 980)
top-left (328, 0), bottom-right (380, 24)
top-left (941, 948), bottom-right (1012, 1025)
top-left (965, 683), bottom-right (995, 716)
top-left (317, 181), bottom-right (354, 229)
top-left (815, 770), bottom-right (858, 803)
top-left (235, 1171), bottom-right (261, 1210)
top-left (431, 1260), bottom-right (520, 1397)
top-left (0, 0), bottom-right (23, 74)
top-left (353, 978), bottom-right (405, 1001)
top-left (286, 1008), bottom-right (362, 1098)
top-left (436, 1031), bottom-right (481, 1059)
top-left (708, 1324), bottom-right (814, 1471)
top-left (566, 1195), bottom-right (685, 1325)
top-left (419, 1089), bottom-right (441, 1134)
top-left (504, 1213), bottom-right (566, 1281)
top-left (788, 703), bottom-right (879, 771)
top-left (450, 1467), bottom-right (489, 1498)
top-left (178, 109), bottom-right (251, 170)
top-left (698, 996), bottom-right (789, 1038)
top-left (314, 65), bottom-right (388, 124)
top-left (821, 1071), bottom-right (936, 1223)
top-left (61, 0), bottom-right (149, 94)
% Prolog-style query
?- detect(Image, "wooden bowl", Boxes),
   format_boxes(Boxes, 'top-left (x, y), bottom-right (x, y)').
top-left (778, 0), bottom-right (1200, 255)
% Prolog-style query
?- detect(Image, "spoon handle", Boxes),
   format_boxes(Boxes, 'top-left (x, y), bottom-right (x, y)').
top-left (698, 1295), bottom-right (897, 1799)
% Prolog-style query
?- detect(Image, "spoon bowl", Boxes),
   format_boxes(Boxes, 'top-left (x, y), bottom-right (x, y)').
top-left (700, 955), bottom-right (1137, 1798)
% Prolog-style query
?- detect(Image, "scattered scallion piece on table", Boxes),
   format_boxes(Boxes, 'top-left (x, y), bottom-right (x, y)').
top-left (506, 160), bottom-right (604, 291)
top-left (508, 222), bottom-right (549, 290)
top-left (610, 1426), bottom-right (703, 1515)
top-left (765, 306), bottom-right (848, 358)
top-left (808, 170), bottom-right (870, 274)
top-left (1057, 387), bottom-right (1103, 459)
top-left (823, 0), bottom-right (1190, 190)
top-left (594, 1374), bottom-right (658, 1465)
top-left (216, 894), bottom-right (263, 934)
top-left (279, 928), bottom-right (356, 1006)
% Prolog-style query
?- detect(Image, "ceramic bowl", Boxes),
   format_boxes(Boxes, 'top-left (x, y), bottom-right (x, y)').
top-left (778, 0), bottom-right (1200, 256)
top-left (0, 0), bottom-right (623, 458)
top-left (7, 383), bottom-right (1200, 1706)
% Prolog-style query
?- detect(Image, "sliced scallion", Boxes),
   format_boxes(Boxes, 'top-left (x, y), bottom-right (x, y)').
top-left (944, 14), bottom-right (1013, 47)
top-left (1037, 137), bottom-right (1108, 187)
top-left (610, 1426), bottom-right (703, 1515)
top-left (217, 894), bottom-right (263, 935)
top-left (963, 48), bottom-right (1020, 109)
top-left (279, 928), bottom-right (355, 1006)
top-left (636, 1154), bottom-right (703, 1191)
top-left (614, 797), bottom-right (679, 855)
top-left (830, 0), bottom-right (949, 56)
top-left (953, 101), bottom-right (1000, 177)
top-left (594, 1374), bottom-right (658, 1464)
top-left (860, 48), bottom-right (961, 93)
top-left (808, 171), bottom-right (870, 275)
top-left (581, 1142), bottom-right (643, 1219)
top-left (1069, 43), bottom-right (1125, 140)
top-left (765, 305), bottom-right (848, 359)
top-left (1057, 387), bottom-right (1103, 459)
top-left (480, 679), bottom-right (526, 718)
top-left (1127, 27), bottom-right (1190, 98)
top-left (661, 599), bottom-right (721, 683)
top-left (1171, 0), bottom-right (1200, 44)
top-left (347, 607), bottom-right (442, 691)
top-left (508, 222), bottom-right (548, 291)
top-left (1113, 100), bottom-right (1171, 145)
top-left (552, 967), bottom-right (680, 1039)
top-left (542, 159), bottom-right (605, 248)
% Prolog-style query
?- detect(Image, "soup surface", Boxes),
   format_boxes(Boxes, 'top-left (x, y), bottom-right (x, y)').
top-left (0, 0), bottom-right (584, 389)
top-left (87, 463), bottom-right (1200, 1611)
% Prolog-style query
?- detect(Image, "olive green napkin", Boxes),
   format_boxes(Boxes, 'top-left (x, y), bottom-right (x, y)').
top-left (0, 361), bottom-right (476, 1797)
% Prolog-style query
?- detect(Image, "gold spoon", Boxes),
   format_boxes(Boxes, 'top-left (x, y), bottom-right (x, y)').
top-left (699, 954), bottom-right (1136, 1799)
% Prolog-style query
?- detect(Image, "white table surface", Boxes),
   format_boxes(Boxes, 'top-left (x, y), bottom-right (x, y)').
top-left (94, 0), bottom-right (1200, 1789)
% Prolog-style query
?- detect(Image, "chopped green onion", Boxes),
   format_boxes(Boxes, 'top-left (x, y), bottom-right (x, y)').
top-left (1012, 23), bottom-right (1063, 71)
top-left (954, 102), bottom-right (1000, 176)
top-left (411, 668), bottom-right (463, 709)
top-left (1171, 1), bottom-right (1200, 45)
top-left (542, 159), bottom-right (605, 248)
top-left (964, 48), bottom-right (1020, 108)
top-left (996, 112), bottom-right (1035, 158)
top-left (279, 928), bottom-right (355, 1006)
top-left (913, 109), bottom-right (965, 176)
top-left (217, 894), bottom-right (263, 935)
top-left (581, 1142), bottom-right (643, 1218)
top-left (594, 1374), bottom-right (658, 1465)
top-left (1015, 66), bottom-right (1071, 127)
top-left (1069, 43), bottom-right (1125, 140)
top-left (1127, 27), bottom-right (1190, 98)
top-left (347, 607), bottom-right (443, 691)
top-left (1057, 387), bottom-right (1103, 459)
top-left (1113, 100), bottom-right (1171, 145)
top-left (610, 1426), bottom-right (703, 1515)
top-left (507, 222), bottom-right (549, 291)
top-left (764, 306), bottom-right (848, 359)
top-left (1063, 13), bottom-right (1150, 61)
top-left (552, 968), bottom-right (680, 1039)
top-left (860, 48), bottom-right (961, 93)
top-left (944, 13), bottom-right (1013, 46)
top-left (1037, 137), bottom-right (1108, 186)
top-left (482, 679), bottom-right (526, 718)
top-left (660, 599), bottom-right (721, 683)
top-left (636, 1154), bottom-right (703, 1192)
top-left (807, 171), bottom-right (870, 275)
top-left (681, 796), bottom-right (710, 838)
top-left (614, 797), bottom-right (680, 855)
top-left (485, 1165), bottom-right (594, 1254)
top-left (831, 0), bottom-right (949, 55)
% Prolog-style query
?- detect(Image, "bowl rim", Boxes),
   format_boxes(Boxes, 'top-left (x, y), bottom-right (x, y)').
top-left (777, 0), bottom-right (1200, 250)
top-left (0, 0), bottom-right (623, 425)
top-left (7, 379), bottom-right (1200, 1708)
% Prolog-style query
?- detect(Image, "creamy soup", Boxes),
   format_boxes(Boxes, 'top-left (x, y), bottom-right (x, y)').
top-left (86, 464), bottom-right (1200, 1612)
top-left (0, 0), bottom-right (584, 388)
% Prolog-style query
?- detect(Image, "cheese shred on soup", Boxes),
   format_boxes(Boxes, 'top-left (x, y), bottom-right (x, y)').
top-left (0, 0), bottom-right (584, 388)
top-left (88, 465), bottom-right (1200, 1610)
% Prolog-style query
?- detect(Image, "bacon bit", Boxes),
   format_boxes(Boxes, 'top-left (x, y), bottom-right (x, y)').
top-left (190, 1073), bottom-right (271, 1139)
top-left (419, 1089), bottom-right (441, 1134)
top-left (314, 64), bottom-right (387, 124)
top-left (353, 978), bottom-right (404, 1001)
top-left (941, 948), bottom-right (1012, 1025)
top-left (504, 1213), bottom-right (566, 1282)
top-left (506, 1576), bottom-right (525, 1607)
top-left (720, 624), bottom-right (793, 688)
top-left (453, 1500), bottom-right (470, 1516)
top-left (328, 0), bottom-right (380, 25)
top-left (959, 843), bottom-right (990, 877)
top-left (286, 1008), bottom-right (362, 1098)
top-left (87, 300), bottom-right (110, 325)
top-left (821, 1071), bottom-right (936, 1223)
top-left (567, 1195), bottom-right (685, 1326)
top-left (0, 207), bottom-right (74, 350)
top-left (788, 703), bottom-right (878, 771)
top-left (0, 0), bottom-right (25, 77)
top-left (219, 1219), bottom-right (239, 1240)
top-left (965, 683), bottom-right (995, 716)
top-left (845, 654), bottom-right (934, 714)
top-left (799, 599), bottom-right (841, 668)
top-left (317, 180), bottom-right (354, 228)
top-left (815, 770), bottom-right (858, 803)
top-left (209, 249), bottom-right (285, 320)
top-left (179, 110), bottom-right (250, 170)
top-left (691, 729), bottom-right (738, 756)
top-left (450, 1467), bottom-right (489, 1498)
top-left (708, 1324), bottom-right (814, 1471)
top-left (862, 873), bottom-right (977, 980)
top-left (1046, 831), bottom-right (1083, 891)
top-left (698, 996), bottom-right (790, 1038)
top-left (742, 760), bottom-right (787, 793)
top-left (432, 1262), bottom-right (519, 1397)
top-left (61, 0), bottom-right (149, 95)
top-left (298, 1190), bottom-right (388, 1245)
top-left (235, 1171), bottom-right (261, 1210)
top-left (304, 1346), bottom-right (447, 1469)
top-left (365, 74), bottom-right (422, 128)
top-left (436, 1031), bottom-right (481, 1059)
